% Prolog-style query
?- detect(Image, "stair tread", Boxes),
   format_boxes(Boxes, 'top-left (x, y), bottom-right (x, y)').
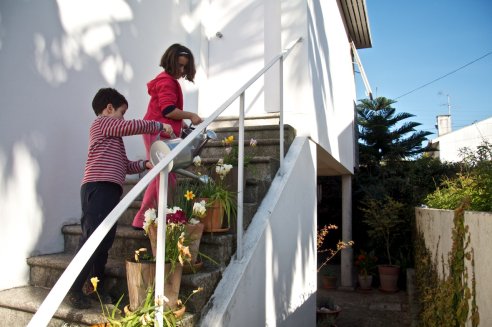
top-left (0, 285), bottom-right (195, 326)
top-left (27, 252), bottom-right (225, 281)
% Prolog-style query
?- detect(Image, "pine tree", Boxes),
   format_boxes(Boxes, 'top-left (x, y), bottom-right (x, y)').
top-left (357, 96), bottom-right (432, 166)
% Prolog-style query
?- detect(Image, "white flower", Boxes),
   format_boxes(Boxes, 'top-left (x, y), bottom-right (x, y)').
top-left (192, 200), bottom-right (207, 218)
top-left (143, 208), bottom-right (157, 234)
top-left (193, 155), bottom-right (202, 167)
top-left (250, 138), bottom-right (257, 147)
top-left (188, 218), bottom-right (200, 225)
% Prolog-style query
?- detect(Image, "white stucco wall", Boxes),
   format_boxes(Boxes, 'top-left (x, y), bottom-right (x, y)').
top-left (415, 208), bottom-right (492, 325)
top-left (0, 0), bottom-right (195, 291)
top-left (430, 117), bottom-right (492, 163)
top-left (201, 137), bottom-right (317, 326)
top-left (0, 0), bottom-right (358, 292)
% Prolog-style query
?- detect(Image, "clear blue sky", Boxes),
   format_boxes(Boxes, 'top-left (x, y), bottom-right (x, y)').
top-left (356, 1), bottom-right (492, 137)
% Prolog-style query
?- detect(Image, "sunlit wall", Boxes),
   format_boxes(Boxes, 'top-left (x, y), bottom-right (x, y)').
top-left (0, 0), bottom-right (194, 290)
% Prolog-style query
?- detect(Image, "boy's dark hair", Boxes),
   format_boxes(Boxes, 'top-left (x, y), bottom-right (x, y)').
top-left (92, 88), bottom-right (128, 116)
top-left (160, 43), bottom-right (196, 82)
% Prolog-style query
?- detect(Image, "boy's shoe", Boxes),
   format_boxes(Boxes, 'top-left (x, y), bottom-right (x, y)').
top-left (68, 291), bottom-right (91, 309)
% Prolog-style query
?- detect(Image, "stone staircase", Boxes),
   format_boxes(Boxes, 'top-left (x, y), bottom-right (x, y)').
top-left (0, 117), bottom-right (296, 326)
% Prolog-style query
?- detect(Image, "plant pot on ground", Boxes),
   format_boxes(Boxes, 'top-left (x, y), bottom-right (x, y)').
top-left (319, 265), bottom-right (338, 290)
top-left (360, 195), bottom-right (405, 292)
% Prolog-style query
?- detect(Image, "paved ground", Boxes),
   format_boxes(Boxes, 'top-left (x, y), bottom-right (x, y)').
top-left (317, 287), bottom-right (413, 327)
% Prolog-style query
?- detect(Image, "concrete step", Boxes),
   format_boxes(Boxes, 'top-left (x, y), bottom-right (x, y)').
top-left (210, 124), bottom-right (296, 142)
top-left (207, 113), bottom-right (281, 129)
top-left (26, 252), bottom-right (224, 317)
top-left (61, 224), bottom-right (236, 268)
top-left (0, 285), bottom-right (195, 326)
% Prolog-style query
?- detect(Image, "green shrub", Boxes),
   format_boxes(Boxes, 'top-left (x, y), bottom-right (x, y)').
top-left (424, 142), bottom-right (492, 212)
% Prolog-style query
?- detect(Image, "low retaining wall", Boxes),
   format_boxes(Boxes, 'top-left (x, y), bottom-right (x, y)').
top-left (415, 207), bottom-right (492, 325)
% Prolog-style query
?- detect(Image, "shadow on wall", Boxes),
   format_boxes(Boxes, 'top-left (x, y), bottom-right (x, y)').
top-left (0, 142), bottom-right (43, 290)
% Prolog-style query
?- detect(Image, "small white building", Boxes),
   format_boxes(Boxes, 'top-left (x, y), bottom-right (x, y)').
top-left (429, 115), bottom-right (492, 162)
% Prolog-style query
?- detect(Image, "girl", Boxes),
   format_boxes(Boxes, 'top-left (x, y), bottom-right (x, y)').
top-left (132, 43), bottom-right (203, 229)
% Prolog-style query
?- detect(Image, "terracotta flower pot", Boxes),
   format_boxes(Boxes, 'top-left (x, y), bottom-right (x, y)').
top-left (378, 264), bottom-right (400, 292)
top-left (125, 260), bottom-right (183, 311)
top-left (198, 198), bottom-right (228, 232)
top-left (185, 222), bottom-right (204, 264)
top-left (321, 275), bottom-right (337, 290)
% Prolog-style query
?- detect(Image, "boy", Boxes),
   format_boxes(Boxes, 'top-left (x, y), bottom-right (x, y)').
top-left (68, 88), bottom-right (173, 309)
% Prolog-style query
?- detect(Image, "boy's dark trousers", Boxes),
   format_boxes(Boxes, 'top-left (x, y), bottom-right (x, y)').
top-left (71, 181), bottom-right (122, 293)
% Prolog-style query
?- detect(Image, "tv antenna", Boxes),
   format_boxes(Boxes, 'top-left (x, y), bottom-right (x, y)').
top-left (438, 91), bottom-right (451, 115)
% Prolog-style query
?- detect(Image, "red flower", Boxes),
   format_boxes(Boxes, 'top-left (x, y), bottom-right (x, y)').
top-left (166, 209), bottom-right (187, 224)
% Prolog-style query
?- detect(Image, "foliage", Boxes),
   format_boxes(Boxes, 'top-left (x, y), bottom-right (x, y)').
top-left (354, 250), bottom-right (378, 276)
top-left (357, 96), bottom-right (432, 165)
top-left (221, 135), bottom-right (257, 167)
top-left (92, 275), bottom-right (203, 327)
top-left (414, 202), bottom-right (479, 326)
top-left (192, 156), bottom-right (237, 227)
top-left (317, 224), bottom-right (353, 273)
top-left (425, 141), bottom-right (492, 212)
top-left (142, 209), bottom-right (192, 270)
top-left (171, 180), bottom-right (207, 223)
top-left (360, 195), bottom-right (404, 265)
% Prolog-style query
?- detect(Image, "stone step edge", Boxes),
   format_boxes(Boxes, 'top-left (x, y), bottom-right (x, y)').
top-left (27, 252), bottom-right (225, 284)
top-left (0, 285), bottom-right (195, 326)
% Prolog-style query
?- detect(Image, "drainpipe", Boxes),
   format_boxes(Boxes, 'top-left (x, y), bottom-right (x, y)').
top-left (340, 174), bottom-right (354, 289)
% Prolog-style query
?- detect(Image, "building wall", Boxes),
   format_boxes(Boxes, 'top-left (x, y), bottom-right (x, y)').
top-left (431, 117), bottom-right (492, 162)
top-left (200, 137), bottom-right (317, 326)
top-left (416, 208), bottom-right (492, 325)
top-left (0, 0), bottom-right (359, 291)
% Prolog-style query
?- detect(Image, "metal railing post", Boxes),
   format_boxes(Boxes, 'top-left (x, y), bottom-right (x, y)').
top-left (279, 56), bottom-right (284, 168)
top-left (237, 93), bottom-right (245, 260)
top-left (155, 168), bottom-right (169, 326)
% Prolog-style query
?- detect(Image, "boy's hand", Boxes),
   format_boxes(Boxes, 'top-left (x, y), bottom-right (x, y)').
top-left (161, 123), bottom-right (173, 134)
top-left (145, 160), bottom-right (154, 170)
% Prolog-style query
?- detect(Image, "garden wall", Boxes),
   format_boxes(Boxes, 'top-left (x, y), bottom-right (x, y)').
top-left (415, 208), bottom-right (492, 326)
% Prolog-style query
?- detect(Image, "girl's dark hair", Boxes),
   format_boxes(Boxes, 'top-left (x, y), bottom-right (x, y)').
top-left (160, 43), bottom-right (196, 82)
top-left (92, 88), bottom-right (128, 115)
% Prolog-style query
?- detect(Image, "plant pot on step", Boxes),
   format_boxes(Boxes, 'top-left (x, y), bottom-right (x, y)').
top-left (378, 264), bottom-right (400, 292)
top-left (198, 198), bottom-right (229, 232)
top-left (125, 259), bottom-right (183, 311)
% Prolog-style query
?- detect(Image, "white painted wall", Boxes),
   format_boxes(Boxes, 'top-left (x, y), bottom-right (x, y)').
top-left (0, 0), bottom-right (359, 295)
top-left (430, 117), bottom-right (492, 163)
top-left (415, 208), bottom-right (492, 325)
top-left (0, 0), bottom-right (194, 291)
top-left (201, 137), bottom-right (317, 326)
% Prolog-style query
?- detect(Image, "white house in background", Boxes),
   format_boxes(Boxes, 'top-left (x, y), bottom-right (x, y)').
top-left (0, 0), bottom-right (371, 324)
top-left (429, 115), bottom-right (492, 162)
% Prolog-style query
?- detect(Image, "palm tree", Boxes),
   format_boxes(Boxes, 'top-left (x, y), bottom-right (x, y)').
top-left (357, 97), bottom-right (432, 165)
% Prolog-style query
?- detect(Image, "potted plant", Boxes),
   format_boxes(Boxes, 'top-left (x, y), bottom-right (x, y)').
top-left (360, 195), bottom-right (404, 292)
top-left (192, 156), bottom-right (237, 232)
top-left (354, 250), bottom-right (377, 290)
top-left (134, 208), bottom-right (192, 310)
top-left (319, 265), bottom-right (338, 290)
top-left (316, 224), bottom-right (352, 326)
top-left (168, 184), bottom-right (207, 271)
top-left (91, 275), bottom-right (203, 326)
top-left (220, 135), bottom-right (258, 191)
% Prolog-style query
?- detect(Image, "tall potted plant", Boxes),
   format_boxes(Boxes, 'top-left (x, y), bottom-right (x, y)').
top-left (360, 195), bottom-right (404, 292)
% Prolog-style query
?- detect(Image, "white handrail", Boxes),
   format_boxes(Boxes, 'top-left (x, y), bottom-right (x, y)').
top-left (28, 36), bottom-right (302, 326)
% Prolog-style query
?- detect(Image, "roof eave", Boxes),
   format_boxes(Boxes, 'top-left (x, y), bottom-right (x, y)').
top-left (339, 0), bottom-right (372, 49)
